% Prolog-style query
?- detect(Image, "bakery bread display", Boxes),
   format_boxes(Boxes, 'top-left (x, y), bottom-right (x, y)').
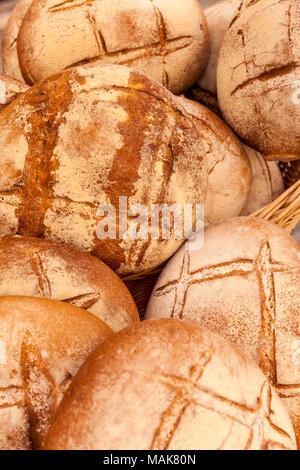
top-left (178, 96), bottom-right (251, 224)
top-left (12, 0), bottom-right (209, 94)
top-left (0, 235), bottom-right (138, 331)
top-left (146, 217), bottom-right (300, 446)
top-left (44, 319), bottom-right (296, 450)
top-left (0, 72), bottom-right (29, 112)
top-left (2, 0), bottom-right (32, 82)
top-left (189, 0), bottom-right (238, 113)
top-left (0, 295), bottom-right (113, 450)
top-left (242, 146), bottom-right (284, 215)
top-left (0, 63), bottom-right (207, 274)
top-left (217, 0), bottom-right (300, 161)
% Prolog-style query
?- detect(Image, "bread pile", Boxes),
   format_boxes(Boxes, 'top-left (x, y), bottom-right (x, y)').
top-left (0, 0), bottom-right (298, 450)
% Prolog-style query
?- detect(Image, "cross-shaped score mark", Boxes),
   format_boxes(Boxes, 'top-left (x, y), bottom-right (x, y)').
top-left (153, 239), bottom-right (300, 404)
top-left (48, 0), bottom-right (193, 87)
top-left (138, 351), bottom-right (295, 450)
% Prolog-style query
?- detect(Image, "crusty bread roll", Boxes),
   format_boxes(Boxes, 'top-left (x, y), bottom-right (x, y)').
top-left (16, 0), bottom-right (209, 94)
top-left (0, 73), bottom-right (29, 112)
top-left (242, 145), bottom-right (284, 215)
top-left (1, 0), bottom-right (32, 82)
top-left (0, 63), bottom-right (207, 275)
top-left (0, 295), bottom-right (113, 450)
top-left (146, 217), bottom-right (300, 447)
top-left (178, 97), bottom-right (251, 224)
top-left (44, 319), bottom-right (296, 450)
top-left (189, 0), bottom-right (239, 113)
top-left (0, 235), bottom-right (138, 331)
top-left (217, 0), bottom-right (300, 161)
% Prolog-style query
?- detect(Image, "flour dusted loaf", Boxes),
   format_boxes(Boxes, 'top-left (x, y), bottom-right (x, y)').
top-left (178, 97), bottom-right (251, 224)
top-left (0, 73), bottom-right (29, 112)
top-left (146, 217), bottom-right (300, 447)
top-left (241, 146), bottom-right (284, 215)
top-left (0, 235), bottom-right (138, 331)
top-left (15, 0), bottom-right (209, 94)
top-left (217, 0), bottom-right (300, 161)
top-left (44, 319), bottom-right (296, 450)
top-left (2, 0), bottom-right (32, 82)
top-left (0, 295), bottom-right (113, 450)
top-left (190, 0), bottom-right (239, 113)
top-left (0, 63), bottom-right (207, 274)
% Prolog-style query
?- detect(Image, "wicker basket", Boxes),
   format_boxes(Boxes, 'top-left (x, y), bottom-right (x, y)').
top-left (123, 161), bottom-right (300, 318)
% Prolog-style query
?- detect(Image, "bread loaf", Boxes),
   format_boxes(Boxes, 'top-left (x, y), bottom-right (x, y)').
top-left (0, 73), bottom-right (29, 112)
top-left (44, 319), bottom-right (296, 450)
top-left (146, 217), bottom-right (300, 447)
top-left (0, 235), bottom-right (138, 331)
top-left (189, 0), bottom-right (239, 113)
top-left (0, 295), bottom-right (113, 449)
top-left (0, 63), bottom-right (207, 274)
top-left (16, 0), bottom-right (209, 94)
top-left (2, 0), bottom-right (32, 82)
top-left (241, 146), bottom-right (284, 215)
top-left (178, 96), bottom-right (251, 224)
top-left (217, 0), bottom-right (300, 160)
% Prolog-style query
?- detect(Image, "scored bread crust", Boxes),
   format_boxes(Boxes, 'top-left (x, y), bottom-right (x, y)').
top-left (146, 217), bottom-right (300, 447)
top-left (217, 0), bottom-right (300, 160)
top-left (0, 235), bottom-right (139, 332)
top-left (2, 0), bottom-right (32, 82)
top-left (0, 295), bottom-right (113, 450)
top-left (0, 63), bottom-right (207, 275)
top-left (178, 96), bottom-right (252, 224)
top-left (17, 0), bottom-right (209, 94)
top-left (44, 319), bottom-right (296, 450)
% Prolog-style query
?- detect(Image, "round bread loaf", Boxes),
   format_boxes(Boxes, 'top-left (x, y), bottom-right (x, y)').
top-left (16, 0), bottom-right (209, 94)
top-left (0, 235), bottom-right (138, 331)
top-left (189, 0), bottom-right (239, 113)
top-left (1, 0), bottom-right (32, 82)
top-left (241, 146), bottom-right (284, 215)
top-left (0, 63), bottom-right (207, 274)
top-left (0, 295), bottom-right (113, 450)
top-left (178, 96), bottom-right (251, 224)
top-left (44, 319), bottom-right (296, 450)
top-left (0, 73), bottom-right (29, 112)
top-left (217, 0), bottom-right (300, 161)
top-left (146, 217), bottom-right (300, 447)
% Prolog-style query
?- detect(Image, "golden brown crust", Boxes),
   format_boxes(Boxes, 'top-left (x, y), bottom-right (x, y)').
top-left (0, 295), bottom-right (113, 449)
top-left (178, 97), bottom-right (251, 223)
top-left (2, 0), bottom-right (32, 81)
top-left (217, 0), bottom-right (300, 160)
top-left (0, 63), bottom-right (207, 274)
top-left (0, 235), bottom-right (139, 331)
top-left (44, 319), bottom-right (296, 450)
top-left (146, 217), bottom-right (300, 447)
top-left (0, 73), bottom-right (30, 112)
top-left (17, 0), bottom-right (209, 94)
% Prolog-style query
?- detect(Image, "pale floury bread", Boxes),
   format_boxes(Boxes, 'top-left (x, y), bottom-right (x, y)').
top-left (217, 0), bottom-right (300, 161)
top-left (190, 0), bottom-right (239, 113)
top-left (0, 295), bottom-right (113, 450)
top-left (242, 146), bottom-right (284, 215)
top-left (0, 64), bottom-right (208, 274)
top-left (16, 0), bottom-right (209, 94)
top-left (0, 235), bottom-right (139, 331)
top-left (2, 0), bottom-right (32, 82)
top-left (178, 97), bottom-right (251, 224)
top-left (146, 217), bottom-right (300, 447)
top-left (0, 73), bottom-right (29, 112)
top-left (44, 319), bottom-right (296, 450)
